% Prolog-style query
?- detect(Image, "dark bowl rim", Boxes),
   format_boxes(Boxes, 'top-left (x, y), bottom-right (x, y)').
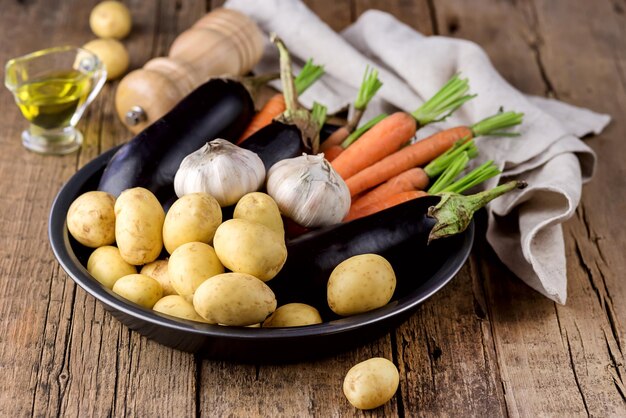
top-left (48, 145), bottom-right (474, 343)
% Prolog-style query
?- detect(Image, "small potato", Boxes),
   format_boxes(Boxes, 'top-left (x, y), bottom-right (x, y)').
top-left (112, 273), bottom-right (163, 309)
top-left (153, 295), bottom-right (208, 323)
top-left (213, 219), bottom-right (286, 281)
top-left (193, 272), bottom-right (276, 326)
top-left (262, 303), bottom-right (322, 328)
top-left (114, 187), bottom-right (165, 265)
top-left (343, 357), bottom-right (399, 410)
top-left (87, 246), bottom-right (136, 289)
top-left (327, 254), bottom-right (396, 316)
top-left (67, 191), bottom-right (115, 248)
top-left (140, 260), bottom-right (176, 296)
top-left (234, 192), bottom-right (284, 237)
top-left (89, 0), bottom-right (132, 40)
top-left (163, 193), bottom-right (222, 254)
top-left (168, 242), bottom-right (224, 298)
top-left (83, 38), bottom-right (129, 80)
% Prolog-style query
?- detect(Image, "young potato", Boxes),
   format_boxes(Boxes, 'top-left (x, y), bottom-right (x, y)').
top-left (87, 246), bottom-right (136, 289)
top-left (327, 254), bottom-right (396, 316)
top-left (153, 295), bottom-right (209, 323)
top-left (233, 192), bottom-right (284, 237)
top-left (114, 187), bottom-right (165, 265)
top-left (262, 303), bottom-right (322, 328)
top-left (193, 272), bottom-right (276, 326)
top-left (89, 0), bottom-right (132, 40)
top-left (213, 219), bottom-right (287, 281)
top-left (83, 38), bottom-right (129, 80)
top-left (140, 260), bottom-right (176, 296)
top-left (112, 273), bottom-right (163, 309)
top-left (67, 191), bottom-right (116, 248)
top-left (343, 357), bottom-right (399, 410)
top-left (168, 242), bottom-right (224, 298)
top-left (162, 192), bottom-right (222, 254)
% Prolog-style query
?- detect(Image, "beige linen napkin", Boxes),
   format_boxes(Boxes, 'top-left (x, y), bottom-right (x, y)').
top-left (225, 0), bottom-right (610, 304)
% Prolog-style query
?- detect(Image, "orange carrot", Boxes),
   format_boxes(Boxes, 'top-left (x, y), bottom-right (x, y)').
top-left (351, 168), bottom-right (429, 211)
top-left (345, 126), bottom-right (472, 196)
top-left (236, 94), bottom-right (286, 144)
top-left (323, 144), bottom-right (344, 162)
top-left (344, 190), bottom-right (428, 221)
top-left (319, 126), bottom-right (349, 152)
top-left (331, 111), bottom-right (417, 179)
top-left (344, 110), bottom-right (525, 196)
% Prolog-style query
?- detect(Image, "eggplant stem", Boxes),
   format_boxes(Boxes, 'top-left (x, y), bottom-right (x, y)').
top-left (271, 33), bottom-right (300, 113)
top-left (427, 180), bottom-right (527, 243)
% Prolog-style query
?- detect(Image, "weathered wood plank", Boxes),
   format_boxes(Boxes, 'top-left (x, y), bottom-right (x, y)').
top-left (0, 0), bottom-right (203, 416)
top-left (432, 0), bottom-right (626, 415)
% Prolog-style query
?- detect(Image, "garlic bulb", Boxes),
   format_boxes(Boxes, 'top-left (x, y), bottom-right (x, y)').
top-left (267, 154), bottom-right (350, 227)
top-left (174, 139), bottom-right (265, 207)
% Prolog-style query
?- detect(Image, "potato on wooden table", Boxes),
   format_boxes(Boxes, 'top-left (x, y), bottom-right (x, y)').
top-left (343, 357), bottom-right (399, 410)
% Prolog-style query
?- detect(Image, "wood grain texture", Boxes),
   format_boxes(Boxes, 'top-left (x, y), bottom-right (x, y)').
top-left (0, 0), bottom-right (625, 417)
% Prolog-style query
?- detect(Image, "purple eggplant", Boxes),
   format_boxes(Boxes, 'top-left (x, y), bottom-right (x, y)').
top-left (97, 77), bottom-right (256, 202)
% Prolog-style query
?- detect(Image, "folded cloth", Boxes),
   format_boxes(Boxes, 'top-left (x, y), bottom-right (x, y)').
top-left (225, 0), bottom-right (611, 303)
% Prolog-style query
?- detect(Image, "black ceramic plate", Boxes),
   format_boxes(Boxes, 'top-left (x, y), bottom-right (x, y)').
top-left (48, 146), bottom-right (474, 363)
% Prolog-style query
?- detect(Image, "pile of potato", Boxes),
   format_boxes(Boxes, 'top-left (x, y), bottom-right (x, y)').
top-left (66, 187), bottom-right (324, 327)
top-left (67, 186), bottom-right (403, 410)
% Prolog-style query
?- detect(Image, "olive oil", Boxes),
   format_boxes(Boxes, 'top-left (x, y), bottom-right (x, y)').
top-left (14, 70), bottom-right (92, 130)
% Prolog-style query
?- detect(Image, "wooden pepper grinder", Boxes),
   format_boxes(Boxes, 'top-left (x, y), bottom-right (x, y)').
top-left (115, 8), bottom-right (265, 133)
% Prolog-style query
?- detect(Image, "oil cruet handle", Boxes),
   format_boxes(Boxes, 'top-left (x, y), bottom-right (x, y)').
top-left (71, 52), bottom-right (107, 126)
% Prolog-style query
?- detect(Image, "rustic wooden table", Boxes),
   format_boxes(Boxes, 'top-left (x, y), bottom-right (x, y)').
top-left (1, 0), bottom-right (624, 416)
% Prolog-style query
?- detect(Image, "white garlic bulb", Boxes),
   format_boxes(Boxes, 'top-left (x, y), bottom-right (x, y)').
top-left (267, 154), bottom-right (350, 227)
top-left (174, 139), bottom-right (266, 207)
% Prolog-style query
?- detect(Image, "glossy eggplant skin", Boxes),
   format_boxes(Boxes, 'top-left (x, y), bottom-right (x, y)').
top-left (268, 195), bottom-right (464, 318)
top-left (239, 122), bottom-right (308, 171)
top-left (98, 78), bottom-right (255, 202)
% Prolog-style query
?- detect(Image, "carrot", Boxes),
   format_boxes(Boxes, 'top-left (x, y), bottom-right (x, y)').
top-left (344, 191), bottom-right (428, 221)
top-left (346, 154), bottom-right (502, 221)
top-left (323, 144), bottom-right (344, 162)
top-left (331, 74), bottom-right (476, 180)
top-left (332, 111), bottom-right (418, 179)
top-left (351, 168), bottom-right (429, 211)
top-left (236, 94), bottom-right (286, 144)
top-left (237, 58), bottom-right (324, 144)
top-left (320, 126), bottom-right (350, 152)
top-left (345, 111), bottom-right (524, 196)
